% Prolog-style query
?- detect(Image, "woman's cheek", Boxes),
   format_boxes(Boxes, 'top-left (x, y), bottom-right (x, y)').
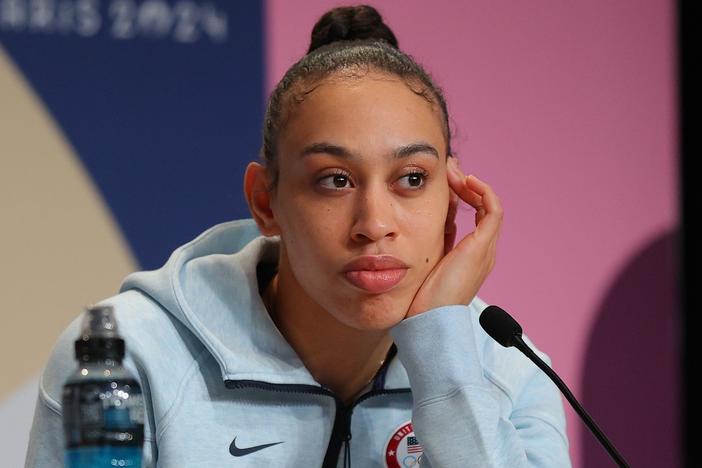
top-left (401, 200), bottom-right (444, 235)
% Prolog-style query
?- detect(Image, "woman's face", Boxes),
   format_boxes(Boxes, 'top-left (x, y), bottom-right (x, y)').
top-left (271, 71), bottom-right (450, 330)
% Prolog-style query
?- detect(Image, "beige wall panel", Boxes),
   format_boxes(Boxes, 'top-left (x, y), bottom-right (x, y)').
top-left (0, 46), bottom-right (138, 399)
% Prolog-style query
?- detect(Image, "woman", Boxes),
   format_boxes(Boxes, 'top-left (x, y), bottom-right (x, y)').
top-left (26, 5), bottom-right (570, 467)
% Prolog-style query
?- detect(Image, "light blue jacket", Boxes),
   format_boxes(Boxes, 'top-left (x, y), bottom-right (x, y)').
top-left (25, 219), bottom-right (571, 467)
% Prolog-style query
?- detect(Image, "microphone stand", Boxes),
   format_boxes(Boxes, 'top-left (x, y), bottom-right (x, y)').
top-left (512, 335), bottom-right (630, 468)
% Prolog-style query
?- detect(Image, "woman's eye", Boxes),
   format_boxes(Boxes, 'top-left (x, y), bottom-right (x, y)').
top-left (397, 171), bottom-right (428, 190)
top-left (318, 173), bottom-right (352, 190)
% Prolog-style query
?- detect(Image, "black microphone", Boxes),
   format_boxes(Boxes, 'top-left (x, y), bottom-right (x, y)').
top-left (479, 305), bottom-right (629, 468)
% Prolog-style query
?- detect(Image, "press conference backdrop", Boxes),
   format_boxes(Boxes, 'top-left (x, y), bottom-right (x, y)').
top-left (0, 1), bottom-right (678, 467)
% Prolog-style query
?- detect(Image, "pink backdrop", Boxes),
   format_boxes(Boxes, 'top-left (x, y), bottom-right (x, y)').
top-left (266, 1), bottom-right (679, 466)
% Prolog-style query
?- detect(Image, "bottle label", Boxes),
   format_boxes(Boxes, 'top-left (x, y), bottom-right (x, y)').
top-left (63, 378), bottom-right (145, 449)
top-left (65, 446), bottom-right (143, 467)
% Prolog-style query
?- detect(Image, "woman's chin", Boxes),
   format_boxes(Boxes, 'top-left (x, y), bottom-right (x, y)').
top-left (332, 294), bottom-right (413, 331)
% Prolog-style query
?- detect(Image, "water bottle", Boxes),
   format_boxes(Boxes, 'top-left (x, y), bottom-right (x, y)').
top-left (62, 305), bottom-right (145, 467)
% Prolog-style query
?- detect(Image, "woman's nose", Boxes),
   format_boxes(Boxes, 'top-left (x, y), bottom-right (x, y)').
top-left (350, 188), bottom-right (399, 243)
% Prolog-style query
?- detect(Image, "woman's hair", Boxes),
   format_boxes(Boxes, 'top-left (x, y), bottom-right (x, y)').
top-left (261, 5), bottom-right (453, 188)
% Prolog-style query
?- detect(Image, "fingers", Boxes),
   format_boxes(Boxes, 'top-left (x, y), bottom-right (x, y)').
top-left (444, 187), bottom-right (458, 231)
top-left (446, 158), bottom-right (503, 243)
top-left (443, 187), bottom-right (459, 255)
top-left (466, 175), bottom-right (503, 254)
top-left (445, 187), bottom-right (459, 222)
top-left (447, 158), bottom-right (483, 208)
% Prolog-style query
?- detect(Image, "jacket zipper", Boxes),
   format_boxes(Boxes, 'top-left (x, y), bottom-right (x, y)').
top-left (224, 379), bottom-right (410, 467)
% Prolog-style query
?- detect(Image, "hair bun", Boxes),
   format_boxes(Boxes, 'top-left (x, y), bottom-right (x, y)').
top-left (308, 5), bottom-right (399, 53)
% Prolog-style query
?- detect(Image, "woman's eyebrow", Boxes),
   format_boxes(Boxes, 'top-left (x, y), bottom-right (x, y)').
top-left (299, 141), bottom-right (439, 159)
top-left (300, 142), bottom-right (352, 159)
top-left (395, 142), bottom-right (439, 159)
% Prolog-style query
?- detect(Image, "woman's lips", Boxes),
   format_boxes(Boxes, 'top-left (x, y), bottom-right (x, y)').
top-left (343, 269), bottom-right (408, 293)
top-left (341, 255), bottom-right (409, 293)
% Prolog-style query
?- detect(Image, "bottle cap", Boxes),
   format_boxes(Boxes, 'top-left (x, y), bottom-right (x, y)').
top-left (75, 305), bottom-right (125, 361)
top-left (81, 305), bottom-right (120, 338)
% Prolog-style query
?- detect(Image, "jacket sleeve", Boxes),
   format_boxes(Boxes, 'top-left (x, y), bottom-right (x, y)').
top-left (24, 316), bottom-right (158, 468)
top-left (389, 305), bottom-right (571, 468)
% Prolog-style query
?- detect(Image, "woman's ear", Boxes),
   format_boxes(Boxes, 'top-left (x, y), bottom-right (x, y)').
top-left (243, 162), bottom-right (281, 236)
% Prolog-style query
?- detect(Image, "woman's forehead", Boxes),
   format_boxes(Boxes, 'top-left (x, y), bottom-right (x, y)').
top-left (283, 73), bottom-right (445, 136)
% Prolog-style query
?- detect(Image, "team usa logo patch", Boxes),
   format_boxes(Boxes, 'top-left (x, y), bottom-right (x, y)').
top-left (385, 421), bottom-right (424, 467)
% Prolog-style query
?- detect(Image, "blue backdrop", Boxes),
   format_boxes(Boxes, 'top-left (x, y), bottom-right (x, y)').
top-left (1, 0), bottom-right (265, 269)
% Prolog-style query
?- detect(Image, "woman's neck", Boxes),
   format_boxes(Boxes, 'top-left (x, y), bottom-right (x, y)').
top-left (262, 258), bottom-right (394, 405)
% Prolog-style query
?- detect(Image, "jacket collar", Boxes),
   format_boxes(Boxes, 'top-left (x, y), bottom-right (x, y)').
top-left (122, 219), bottom-right (410, 390)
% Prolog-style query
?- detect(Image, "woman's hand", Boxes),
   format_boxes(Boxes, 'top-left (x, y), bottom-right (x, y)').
top-left (406, 157), bottom-right (503, 318)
